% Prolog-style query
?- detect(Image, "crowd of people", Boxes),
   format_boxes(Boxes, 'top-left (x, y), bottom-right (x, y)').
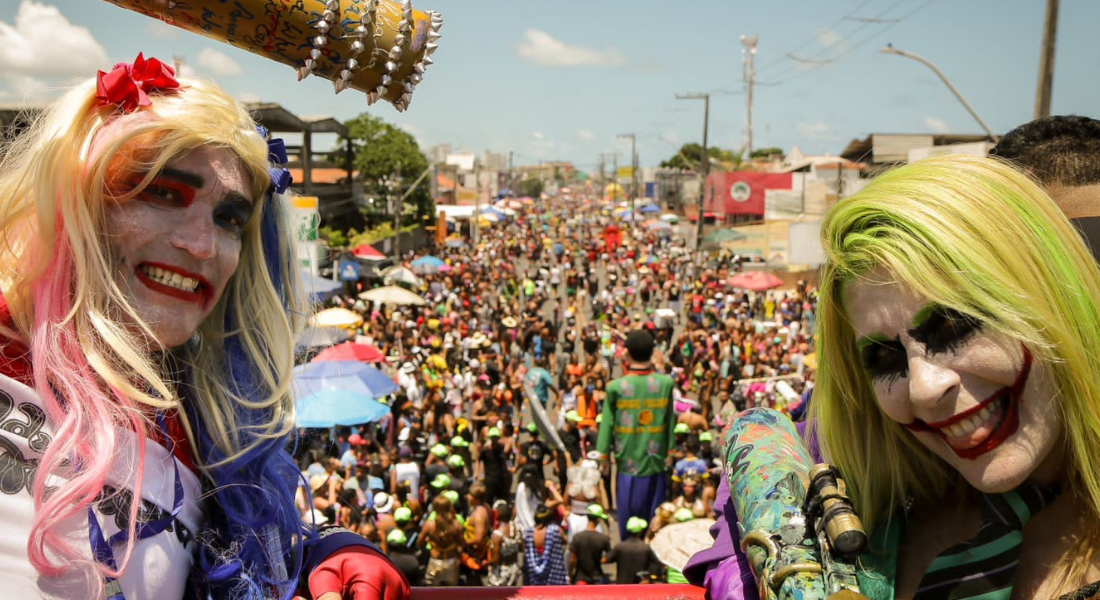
top-left (295, 192), bottom-right (819, 586)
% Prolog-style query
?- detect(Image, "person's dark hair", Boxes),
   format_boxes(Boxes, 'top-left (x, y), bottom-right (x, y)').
top-left (469, 481), bottom-right (487, 503)
top-left (517, 462), bottom-right (545, 502)
top-left (991, 115), bottom-right (1100, 188)
top-left (496, 502), bottom-right (514, 522)
top-left (534, 503), bottom-right (555, 526)
top-left (685, 435), bottom-right (700, 454)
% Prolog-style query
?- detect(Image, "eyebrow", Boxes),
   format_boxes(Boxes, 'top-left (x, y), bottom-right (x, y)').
top-left (909, 303), bottom-right (937, 330)
top-left (855, 332), bottom-right (893, 354)
top-left (158, 166), bottom-right (205, 189)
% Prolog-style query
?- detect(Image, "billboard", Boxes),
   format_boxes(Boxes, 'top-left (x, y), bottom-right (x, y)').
top-left (705, 172), bottom-right (793, 216)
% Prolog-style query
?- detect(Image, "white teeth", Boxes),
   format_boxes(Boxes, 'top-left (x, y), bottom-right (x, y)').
top-left (947, 423), bottom-right (965, 438)
top-left (979, 406), bottom-right (992, 421)
top-left (140, 265), bottom-right (200, 293)
top-left (968, 415), bottom-right (983, 431)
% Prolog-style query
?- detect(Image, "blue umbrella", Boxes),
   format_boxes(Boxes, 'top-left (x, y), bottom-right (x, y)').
top-left (411, 255), bottom-right (447, 274)
top-left (480, 207), bottom-right (508, 220)
top-left (293, 361), bottom-right (399, 399)
top-left (295, 326), bottom-right (350, 352)
top-left (296, 390), bottom-right (391, 428)
top-left (639, 203), bottom-right (661, 213)
top-left (300, 269), bottom-right (342, 302)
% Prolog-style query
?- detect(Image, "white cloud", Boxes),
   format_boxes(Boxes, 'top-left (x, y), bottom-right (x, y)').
top-left (815, 28), bottom-right (845, 49)
top-left (235, 91), bottom-right (261, 103)
top-left (924, 117), bottom-right (951, 134)
top-left (145, 19), bottom-right (180, 39)
top-left (0, 1), bottom-right (108, 76)
top-left (516, 29), bottom-right (627, 67)
top-left (197, 48), bottom-right (243, 77)
top-left (0, 73), bottom-right (51, 101)
top-left (532, 131), bottom-right (544, 140)
top-left (796, 122), bottom-right (841, 141)
top-left (577, 129), bottom-right (595, 141)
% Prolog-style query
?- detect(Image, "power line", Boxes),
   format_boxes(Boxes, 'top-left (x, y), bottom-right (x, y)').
top-left (766, 0), bottom-right (939, 86)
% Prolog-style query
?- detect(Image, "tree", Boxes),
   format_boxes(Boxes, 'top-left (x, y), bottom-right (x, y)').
top-left (660, 143), bottom-right (742, 171)
top-left (514, 176), bottom-right (544, 199)
top-left (751, 147), bottom-right (784, 159)
top-left (337, 114), bottom-right (435, 223)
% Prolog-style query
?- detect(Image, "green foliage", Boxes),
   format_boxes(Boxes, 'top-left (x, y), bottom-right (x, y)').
top-left (751, 147), bottom-right (784, 159)
top-left (660, 143), bottom-right (742, 171)
top-left (337, 113), bottom-right (435, 220)
top-left (319, 226), bottom-right (348, 249)
top-left (514, 177), bottom-right (544, 198)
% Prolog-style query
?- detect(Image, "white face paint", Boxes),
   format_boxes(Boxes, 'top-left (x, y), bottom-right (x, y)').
top-left (844, 269), bottom-right (1064, 493)
top-left (103, 146), bottom-right (255, 349)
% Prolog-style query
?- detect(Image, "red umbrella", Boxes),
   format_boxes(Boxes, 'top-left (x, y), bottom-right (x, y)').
top-left (728, 272), bottom-right (783, 292)
top-left (352, 244), bottom-right (386, 260)
top-left (311, 341), bottom-right (385, 364)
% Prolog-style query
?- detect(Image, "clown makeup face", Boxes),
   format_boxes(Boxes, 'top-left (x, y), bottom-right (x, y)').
top-left (104, 146), bottom-right (255, 349)
top-left (844, 270), bottom-right (1064, 493)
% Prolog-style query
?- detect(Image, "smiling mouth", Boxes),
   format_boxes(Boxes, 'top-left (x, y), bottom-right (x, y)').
top-left (905, 346), bottom-right (1032, 460)
top-left (135, 262), bottom-right (211, 306)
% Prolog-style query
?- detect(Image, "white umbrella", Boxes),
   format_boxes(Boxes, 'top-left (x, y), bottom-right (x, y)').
top-left (381, 266), bottom-right (423, 288)
top-left (358, 285), bottom-right (427, 306)
top-left (650, 518), bottom-right (717, 572)
top-left (660, 213), bottom-right (680, 223)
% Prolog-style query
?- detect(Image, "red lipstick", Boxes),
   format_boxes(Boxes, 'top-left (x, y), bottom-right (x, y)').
top-left (904, 345), bottom-right (1032, 460)
top-left (135, 262), bottom-right (212, 307)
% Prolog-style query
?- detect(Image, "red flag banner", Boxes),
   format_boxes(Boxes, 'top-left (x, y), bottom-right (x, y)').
top-left (706, 172), bottom-right (793, 216)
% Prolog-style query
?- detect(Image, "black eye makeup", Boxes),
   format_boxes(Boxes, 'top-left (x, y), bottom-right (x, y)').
top-left (857, 334), bottom-right (908, 384)
top-left (908, 305), bottom-right (983, 356)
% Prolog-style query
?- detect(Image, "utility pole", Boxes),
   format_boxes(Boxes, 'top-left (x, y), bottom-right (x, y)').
top-left (390, 163), bottom-right (404, 261)
top-left (677, 93), bottom-right (710, 255)
top-left (617, 134), bottom-right (637, 228)
top-left (507, 150), bottom-right (514, 194)
top-left (1035, 0), bottom-right (1060, 119)
top-left (474, 161), bottom-right (481, 244)
top-left (611, 153), bottom-right (619, 203)
top-left (741, 35), bottom-right (758, 157)
top-left (598, 152), bottom-right (618, 204)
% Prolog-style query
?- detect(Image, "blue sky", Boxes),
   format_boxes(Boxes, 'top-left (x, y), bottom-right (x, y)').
top-left (2, 0), bottom-right (1097, 172)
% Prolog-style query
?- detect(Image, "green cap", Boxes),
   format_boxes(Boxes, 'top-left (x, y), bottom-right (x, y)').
top-left (564, 410), bottom-right (582, 422)
top-left (626, 517), bottom-right (648, 533)
top-left (699, 431), bottom-right (713, 442)
top-left (450, 435), bottom-right (470, 448)
top-left (527, 422), bottom-right (538, 433)
top-left (488, 427), bottom-right (502, 438)
top-left (430, 443), bottom-right (449, 457)
top-left (674, 508), bottom-right (695, 522)
top-left (674, 422), bottom-right (691, 434)
top-left (595, 414), bottom-right (603, 424)
top-left (442, 490), bottom-right (460, 505)
top-left (586, 504), bottom-right (609, 520)
top-left (447, 454), bottom-right (466, 468)
top-left (394, 507), bottom-right (413, 522)
top-left (430, 473), bottom-right (452, 489)
top-left (387, 529), bottom-right (408, 546)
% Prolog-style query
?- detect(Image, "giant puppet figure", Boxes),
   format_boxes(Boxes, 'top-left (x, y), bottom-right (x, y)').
top-left (688, 155), bottom-right (1100, 600)
top-left (0, 1), bottom-right (441, 599)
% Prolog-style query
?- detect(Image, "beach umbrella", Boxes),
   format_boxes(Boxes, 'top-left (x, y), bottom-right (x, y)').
top-left (639, 202), bottom-right (661, 213)
top-left (728, 271), bottom-right (784, 292)
top-left (705, 228), bottom-right (747, 243)
top-left (411, 255), bottom-right (446, 274)
top-left (359, 285), bottom-right (427, 306)
top-left (351, 244), bottom-right (387, 261)
top-left (382, 266), bottom-right (423, 288)
top-left (444, 238), bottom-right (468, 249)
top-left (300, 269), bottom-right (342, 302)
top-left (646, 220), bottom-right (672, 231)
top-left (309, 307), bottom-right (363, 329)
top-left (659, 213), bottom-right (680, 223)
top-left (312, 341), bottom-right (385, 364)
top-left (650, 519), bottom-right (717, 572)
top-left (294, 361), bottom-right (399, 399)
top-left (295, 390), bottom-right (391, 428)
top-left (479, 212), bottom-right (501, 223)
top-left (480, 207), bottom-right (508, 220)
top-left (295, 326), bottom-right (350, 352)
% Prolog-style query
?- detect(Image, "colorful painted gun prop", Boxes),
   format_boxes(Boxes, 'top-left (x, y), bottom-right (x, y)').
top-left (724, 408), bottom-right (868, 600)
top-left (97, 0), bottom-right (442, 111)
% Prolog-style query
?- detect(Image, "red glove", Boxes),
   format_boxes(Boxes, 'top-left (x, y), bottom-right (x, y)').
top-left (306, 547), bottom-right (410, 600)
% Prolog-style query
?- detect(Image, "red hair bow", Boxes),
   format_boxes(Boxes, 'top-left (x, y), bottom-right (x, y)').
top-left (94, 53), bottom-right (180, 112)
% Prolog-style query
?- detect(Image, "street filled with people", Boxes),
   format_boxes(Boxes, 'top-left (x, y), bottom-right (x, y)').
top-left (295, 192), bottom-right (819, 586)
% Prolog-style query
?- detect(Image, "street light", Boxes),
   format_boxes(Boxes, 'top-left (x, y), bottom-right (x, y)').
top-left (879, 44), bottom-right (998, 142)
top-left (616, 134), bottom-right (637, 227)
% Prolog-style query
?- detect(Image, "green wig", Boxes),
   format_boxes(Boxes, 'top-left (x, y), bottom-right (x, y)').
top-left (812, 154), bottom-right (1100, 539)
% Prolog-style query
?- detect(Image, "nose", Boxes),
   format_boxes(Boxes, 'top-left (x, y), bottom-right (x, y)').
top-left (169, 209), bottom-right (217, 260)
top-left (907, 353), bottom-right (961, 409)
